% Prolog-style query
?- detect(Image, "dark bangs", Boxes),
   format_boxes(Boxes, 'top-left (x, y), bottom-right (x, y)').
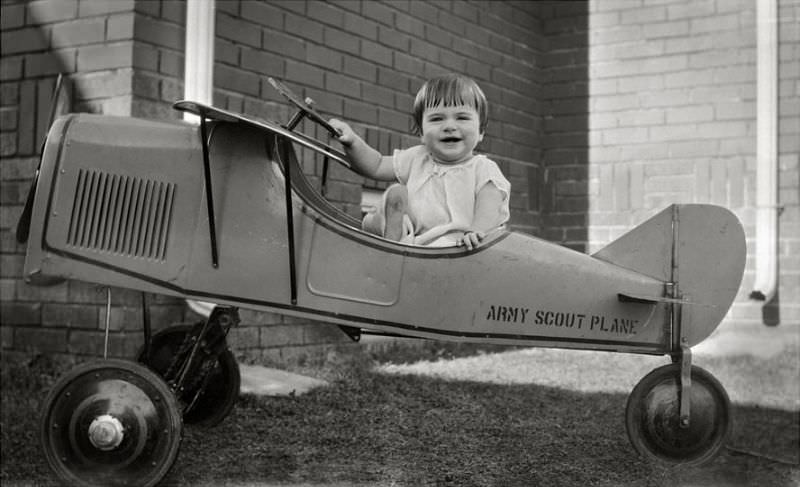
top-left (412, 74), bottom-right (488, 135)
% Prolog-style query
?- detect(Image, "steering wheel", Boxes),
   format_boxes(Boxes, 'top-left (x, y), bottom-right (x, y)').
top-left (268, 77), bottom-right (342, 138)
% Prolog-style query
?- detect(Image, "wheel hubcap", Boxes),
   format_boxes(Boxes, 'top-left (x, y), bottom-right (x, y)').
top-left (88, 415), bottom-right (124, 450)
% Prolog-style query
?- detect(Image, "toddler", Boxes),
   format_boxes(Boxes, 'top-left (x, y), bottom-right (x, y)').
top-left (329, 74), bottom-right (510, 249)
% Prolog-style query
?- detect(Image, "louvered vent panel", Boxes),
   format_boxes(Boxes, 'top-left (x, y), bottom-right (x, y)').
top-left (67, 169), bottom-right (175, 260)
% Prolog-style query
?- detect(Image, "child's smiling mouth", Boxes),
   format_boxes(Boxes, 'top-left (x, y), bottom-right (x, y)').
top-left (440, 136), bottom-right (462, 143)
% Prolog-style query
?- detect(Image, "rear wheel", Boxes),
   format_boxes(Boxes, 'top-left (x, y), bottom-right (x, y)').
top-left (625, 364), bottom-right (731, 466)
top-left (40, 359), bottom-right (182, 487)
top-left (139, 324), bottom-right (240, 427)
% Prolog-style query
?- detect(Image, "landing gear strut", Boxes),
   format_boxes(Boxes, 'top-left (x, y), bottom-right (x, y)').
top-left (138, 308), bottom-right (240, 426)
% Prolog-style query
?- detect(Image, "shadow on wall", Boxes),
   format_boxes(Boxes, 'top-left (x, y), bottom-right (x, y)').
top-left (541, 2), bottom-right (590, 252)
top-left (751, 223), bottom-right (780, 326)
top-left (761, 289), bottom-right (781, 327)
top-left (9, 5), bottom-right (81, 158)
top-left (10, 5), bottom-right (80, 244)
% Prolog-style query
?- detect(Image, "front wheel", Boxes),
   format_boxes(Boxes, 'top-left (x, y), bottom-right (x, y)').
top-left (40, 359), bottom-right (182, 487)
top-left (625, 364), bottom-right (731, 467)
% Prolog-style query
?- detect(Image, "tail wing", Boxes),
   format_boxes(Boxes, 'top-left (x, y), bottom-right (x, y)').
top-left (594, 205), bottom-right (746, 346)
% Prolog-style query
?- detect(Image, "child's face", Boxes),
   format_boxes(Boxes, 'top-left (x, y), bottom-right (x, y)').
top-left (420, 103), bottom-right (484, 164)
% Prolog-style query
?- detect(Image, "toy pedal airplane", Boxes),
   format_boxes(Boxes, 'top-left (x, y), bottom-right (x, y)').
top-left (17, 78), bottom-right (746, 487)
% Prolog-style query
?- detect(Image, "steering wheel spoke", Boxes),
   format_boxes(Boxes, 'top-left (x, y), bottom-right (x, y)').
top-left (268, 77), bottom-right (342, 138)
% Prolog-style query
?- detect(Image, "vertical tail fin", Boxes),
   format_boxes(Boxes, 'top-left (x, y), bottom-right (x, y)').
top-left (594, 205), bottom-right (746, 346)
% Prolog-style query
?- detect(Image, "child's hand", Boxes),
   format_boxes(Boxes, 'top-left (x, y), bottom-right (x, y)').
top-left (458, 230), bottom-right (485, 250)
top-left (328, 119), bottom-right (356, 147)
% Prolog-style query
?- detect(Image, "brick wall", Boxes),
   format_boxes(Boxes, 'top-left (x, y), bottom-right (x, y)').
top-left (543, 0), bottom-right (799, 326)
top-left (776, 0), bottom-right (800, 325)
top-left (128, 0), bottom-right (186, 119)
top-left (539, 1), bottom-right (591, 248)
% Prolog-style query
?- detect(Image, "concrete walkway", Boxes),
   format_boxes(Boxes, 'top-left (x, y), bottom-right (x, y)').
top-left (239, 364), bottom-right (328, 396)
top-left (238, 335), bottom-right (414, 396)
top-left (693, 321), bottom-right (799, 359)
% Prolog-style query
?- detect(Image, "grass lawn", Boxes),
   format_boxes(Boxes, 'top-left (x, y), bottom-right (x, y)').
top-left (2, 338), bottom-right (798, 486)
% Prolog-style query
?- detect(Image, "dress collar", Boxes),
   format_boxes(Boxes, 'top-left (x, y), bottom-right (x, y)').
top-left (425, 152), bottom-right (480, 175)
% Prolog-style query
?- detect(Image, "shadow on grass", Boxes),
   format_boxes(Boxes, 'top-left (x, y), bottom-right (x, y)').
top-left (2, 355), bottom-right (797, 487)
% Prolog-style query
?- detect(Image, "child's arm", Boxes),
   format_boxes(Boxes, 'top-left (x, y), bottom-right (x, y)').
top-left (328, 119), bottom-right (395, 181)
top-left (460, 182), bottom-right (506, 250)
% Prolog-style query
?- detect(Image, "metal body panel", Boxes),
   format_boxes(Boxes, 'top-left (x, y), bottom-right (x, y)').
top-left (184, 124), bottom-right (295, 305)
top-left (294, 217), bottom-right (667, 352)
top-left (27, 114), bottom-right (202, 291)
top-left (23, 112), bottom-right (745, 354)
top-left (306, 222), bottom-right (404, 305)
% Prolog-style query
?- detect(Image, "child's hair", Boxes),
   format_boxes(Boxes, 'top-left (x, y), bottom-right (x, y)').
top-left (411, 74), bottom-right (488, 136)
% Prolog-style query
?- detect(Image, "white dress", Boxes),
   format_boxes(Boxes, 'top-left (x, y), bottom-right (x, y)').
top-left (392, 145), bottom-right (510, 246)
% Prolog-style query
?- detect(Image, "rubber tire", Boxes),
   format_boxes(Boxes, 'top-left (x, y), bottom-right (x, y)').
top-left (625, 363), bottom-right (731, 467)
